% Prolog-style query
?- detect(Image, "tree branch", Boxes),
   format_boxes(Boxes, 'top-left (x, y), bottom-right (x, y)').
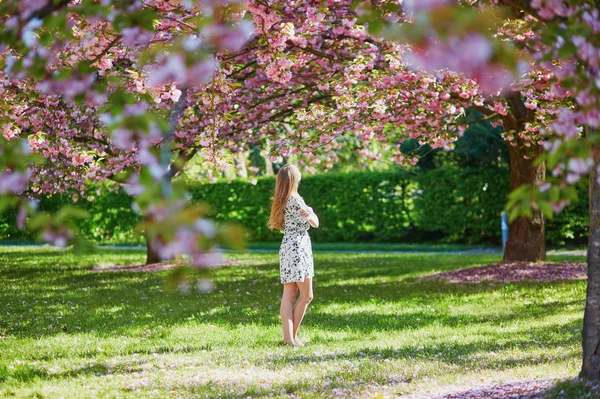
top-left (163, 88), bottom-right (189, 181)
top-left (471, 104), bottom-right (496, 117)
top-left (267, 94), bottom-right (332, 122)
top-left (159, 15), bottom-right (197, 31)
top-left (292, 44), bottom-right (339, 61)
top-left (89, 37), bottom-right (121, 64)
top-left (166, 147), bottom-right (198, 179)
top-left (497, 0), bottom-right (544, 20)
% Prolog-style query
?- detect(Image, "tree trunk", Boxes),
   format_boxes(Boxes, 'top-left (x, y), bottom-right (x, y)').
top-left (502, 91), bottom-right (546, 262)
top-left (143, 88), bottom-right (188, 265)
top-left (264, 156), bottom-right (274, 176)
top-left (581, 136), bottom-right (600, 379)
top-left (145, 232), bottom-right (162, 265)
top-left (235, 151), bottom-right (249, 179)
top-left (502, 140), bottom-right (546, 262)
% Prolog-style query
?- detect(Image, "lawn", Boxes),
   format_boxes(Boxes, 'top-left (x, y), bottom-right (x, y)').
top-left (0, 246), bottom-right (590, 398)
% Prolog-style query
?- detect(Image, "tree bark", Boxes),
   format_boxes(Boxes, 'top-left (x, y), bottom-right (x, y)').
top-left (234, 151), bottom-right (249, 179)
top-left (144, 88), bottom-right (188, 265)
top-left (502, 91), bottom-right (546, 262)
top-left (145, 232), bottom-right (162, 265)
top-left (581, 135), bottom-right (600, 379)
top-left (264, 155), bottom-right (274, 176)
top-left (503, 140), bottom-right (546, 262)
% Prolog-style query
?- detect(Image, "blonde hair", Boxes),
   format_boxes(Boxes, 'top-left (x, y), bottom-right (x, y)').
top-left (268, 164), bottom-right (301, 230)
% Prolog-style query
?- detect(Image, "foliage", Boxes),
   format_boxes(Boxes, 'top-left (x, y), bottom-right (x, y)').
top-left (0, 169), bottom-right (588, 247)
top-left (546, 181), bottom-right (589, 247)
top-left (1, 0), bottom-right (597, 267)
top-left (411, 167), bottom-right (510, 244)
top-left (1, 186), bottom-right (142, 244)
top-left (403, 110), bottom-right (509, 172)
top-left (0, 246), bottom-right (586, 398)
top-left (439, 110), bottom-right (508, 169)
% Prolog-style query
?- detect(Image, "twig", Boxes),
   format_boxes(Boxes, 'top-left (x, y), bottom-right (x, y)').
top-left (89, 37), bottom-right (121, 64)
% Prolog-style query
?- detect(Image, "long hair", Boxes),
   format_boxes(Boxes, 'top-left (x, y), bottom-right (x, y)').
top-left (268, 164), bottom-right (301, 230)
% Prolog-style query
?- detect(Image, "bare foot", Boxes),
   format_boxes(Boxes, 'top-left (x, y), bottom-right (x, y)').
top-left (283, 340), bottom-right (299, 346)
top-left (294, 338), bottom-right (305, 347)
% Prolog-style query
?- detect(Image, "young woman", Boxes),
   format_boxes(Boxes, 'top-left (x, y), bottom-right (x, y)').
top-left (268, 164), bottom-right (319, 346)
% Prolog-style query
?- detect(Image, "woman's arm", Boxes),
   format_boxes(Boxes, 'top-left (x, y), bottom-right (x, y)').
top-left (299, 207), bottom-right (319, 228)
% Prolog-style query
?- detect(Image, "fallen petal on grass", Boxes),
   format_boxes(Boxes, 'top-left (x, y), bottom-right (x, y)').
top-left (421, 262), bottom-right (587, 283)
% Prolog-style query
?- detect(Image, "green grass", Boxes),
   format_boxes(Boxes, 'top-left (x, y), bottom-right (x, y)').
top-left (0, 246), bottom-right (588, 398)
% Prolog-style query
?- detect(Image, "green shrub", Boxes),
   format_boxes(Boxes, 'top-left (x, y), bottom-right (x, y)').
top-left (191, 170), bottom-right (416, 243)
top-left (546, 181), bottom-right (589, 247)
top-left (412, 167), bottom-right (510, 244)
top-left (0, 169), bottom-right (589, 247)
top-left (190, 178), bottom-right (278, 242)
top-left (297, 171), bottom-right (415, 243)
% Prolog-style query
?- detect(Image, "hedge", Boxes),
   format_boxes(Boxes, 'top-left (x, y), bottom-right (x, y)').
top-left (0, 168), bottom-right (589, 246)
top-left (412, 167), bottom-right (509, 244)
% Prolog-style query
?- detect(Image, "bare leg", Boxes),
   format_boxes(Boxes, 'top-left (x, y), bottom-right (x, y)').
top-left (280, 283), bottom-right (298, 345)
top-left (293, 278), bottom-right (313, 345)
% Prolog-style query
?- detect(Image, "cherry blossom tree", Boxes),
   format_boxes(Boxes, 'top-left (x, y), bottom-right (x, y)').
top-left (3, 0), bottom-right (600, 382)
top-left (0, 0), bottom-right (578, 265)
top-left (218, 0), bottom-right (569, 263)
top-left (0, 0), bottom-right (255, 264)
top-left (359, 0), bottom-right (600, 381)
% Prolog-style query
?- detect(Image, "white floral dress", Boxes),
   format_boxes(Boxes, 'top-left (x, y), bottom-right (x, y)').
top-left (279, 193), bottom-right (314, 284)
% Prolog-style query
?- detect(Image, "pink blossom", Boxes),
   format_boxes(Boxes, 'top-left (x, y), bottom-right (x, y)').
top-left (3, 125), bottom-right (19, 140)
top-left (187, 58), bottom-right (219, 86)
top-left (37, 74), bottom-right (95, 100)
top-left (158, 229), bottom-right (197, 260)
top-left (19, 0), bottom-right (49, 19)
top-left (5, 17), bottom-right (18, 31)
top-left (147, 54), bottom-right (187, 87)
top-left (195, 219), bottom-right (216, 238)
top-left (568, 157), bottom-right (592, 174)
top-left (490, 101), bottom-right (509, 116)
top-left (203, 20), bottom-right (254, 53)
top-left (307, 7), bottom-right (326, 24)
top-left (96, 56), bottom-right (113, 71)
top-left (582, 109), bottom-right (600, 128)
top-left (22, 18), bottom-right (43, 47)
top-left (248, 5), bottom-right (281, 31)
top-left (265, 57), bottom-right (295, 84)
top-left (0, 170), bottom-right (30, 195)
top-left (121, 27), bottom-right (154, 47)
top-left (111, 128), bottom-right (134, 150)
top-left (524, 98), bottom-right (538, 110)
top-left (403, 0), bottom-right (452, 15)
top-left (16, 204), bottom-right (27, 230)
top-left (531, 0), bottom-right (572, 19)
top-left (582, 9), bottom-right (600, 34)
top-left (551, 200), bottom-right (570, 213)
top-left (42, 227), bottom-right (73, 248)
top-left (124, 175), bottom-right (145, 197)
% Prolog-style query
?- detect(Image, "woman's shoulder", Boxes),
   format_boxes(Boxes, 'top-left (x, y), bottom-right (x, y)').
top-left (290, 192), bottom-right (305, 201)
top-left (293, 193), bottom-right (308, 206)
top-left (287, 192), bottom-right (302, 205)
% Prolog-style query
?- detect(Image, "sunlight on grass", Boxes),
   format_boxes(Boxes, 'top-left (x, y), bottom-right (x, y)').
top-left (0, 246), bottom-right (588, 398)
